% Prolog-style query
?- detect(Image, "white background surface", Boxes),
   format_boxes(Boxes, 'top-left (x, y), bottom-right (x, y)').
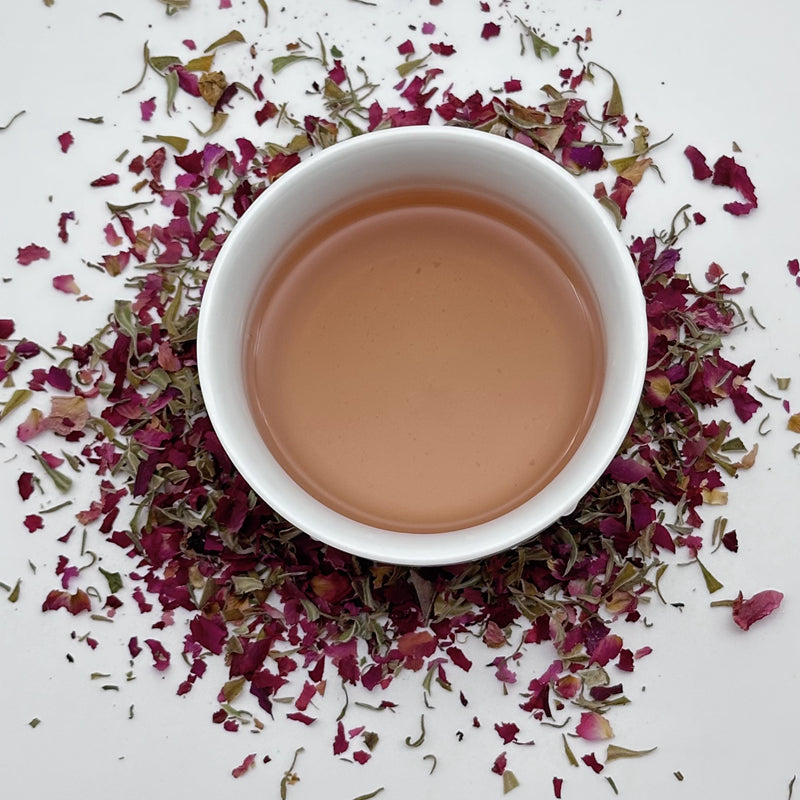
top-left (1, 1), bottom-right (798, 798)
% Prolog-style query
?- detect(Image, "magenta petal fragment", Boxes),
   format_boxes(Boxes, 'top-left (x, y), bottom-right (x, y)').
top-left (684, 145), bottom-right (712, 180)
top-left (231, 753), bottom-right (256, 779)
top-left (58, 131), bottom-right (74, 153)
top-left (481, 21), bottom-right (501, 39)
top-left (16, 243), bottom-right (50, 266)
top-left (732, 589), bottom-right (784, 631)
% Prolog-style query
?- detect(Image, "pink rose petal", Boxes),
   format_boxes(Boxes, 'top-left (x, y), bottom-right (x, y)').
top-left (575, 711), bottom-right (614, 741)
top-left (140, 97), bottom-right (156, 121)
top-left (53, 274), bottom-right (81, 295)
top-left (231, 753), bottom-right (256, 778)
top-left (732, 589), bottom-right (783, 631)
top-left (16, 243), bottom-right (50, 266)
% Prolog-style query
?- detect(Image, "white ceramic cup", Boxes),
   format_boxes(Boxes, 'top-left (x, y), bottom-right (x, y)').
top-left (198, 126), bottom-right (647, 566)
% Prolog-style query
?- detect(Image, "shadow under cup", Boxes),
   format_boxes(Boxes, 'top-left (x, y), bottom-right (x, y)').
top-left (197, 127), bottom-right (647, 566)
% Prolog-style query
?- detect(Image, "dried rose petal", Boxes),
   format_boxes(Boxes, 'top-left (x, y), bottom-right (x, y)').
top-left (286, 711), bottom-right (316, 725)
top-left (53, 274), bottom-right (81, 295)
top-left (684, 145), bottom-right (712, 180)
top-left (0, 318), bottom-right (14, 339)
top-left (504, 79), bottom-right (522, 92)
top-left (140, 97), bottom-right (156, 121)
top-left (553, 777), bottom-right (564, 799)
top-left (58, 131), bottom-right (74, 153)
top-left (353, 750), bottom-right (371, 765)
top-left (495, 722), bottom-right (520, 744)
top-left (582, 752), bottom-right (604, 773)
top-left (430, 42), bottom-right (455, 55)
top-left (731, 589), bottom-right (783, 631)
top-left (42, 588), bottom-right (91, 615)
top-left (576, 711), bottom-right (614, 741)
top-left (23, 514), bottom-right (44, 533)
top-left (90, 173), bottom-right (120, 187)
top-left (333, 721), bottom-right (348, 755)
top-left (421, 21), bottom-right (435, 34)
top-left (398, 39), bottom-right (415, 54)
top-left (481, 21), bottom-right (501, 39)
top-left (57, 211), bottom-right (76, 243)
top-left (788, 258), bottom-right (799, 277)
top-left (145, 638), bottom-right (171, 671)
top-left (17, 408), bottom-right (45, 442)
top-left (491, 751), bottom-right (507, 775)
top-left (16, 243), bottom-right (50, 266)
top-left (231, 753), bottom-right (256, 778)
top-left (712, 155), bottom-right (758, 215)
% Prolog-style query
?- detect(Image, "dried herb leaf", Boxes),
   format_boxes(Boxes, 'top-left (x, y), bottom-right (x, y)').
top-left (0, 110), bottom-right (26, 131)
top-left (503, 771), bottom-right (520, 794)
top-left (142, 134), bottom-right (189, 153)
top-left (423, 754), bottom-right (437, 774)
top-left (28, 448), bottom-right (73, 493)
top-left (186, 54), bottom-right (215, 72)
top-left (606, 745), bottom-right (657, 762)
top-left (562, 733), bottom-right (579, 767)
top-left (272, 54), bottom-right (317, 74)
top-left (352, 790), bottom-right (384, 800)
top-left (8, 579), bottom-right (21, 603)
top-left (258, 0), bottom-right (269, 26)
top-left (405, 714), bottom-right (426, 747)
top-left (0, 388), bottom-right (33, 420)
top-left (204, 30), bottom-right (246, 53)
top-left (98, 567), bottom-right (123, 594)
top-left (697, 559), bottom-right (724, 594)
top-left (396, 55), bottom-right (430, 77)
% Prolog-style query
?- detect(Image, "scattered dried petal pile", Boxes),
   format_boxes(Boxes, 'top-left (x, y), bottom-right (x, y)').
top-left (0, 4), bottom-right (786, 795)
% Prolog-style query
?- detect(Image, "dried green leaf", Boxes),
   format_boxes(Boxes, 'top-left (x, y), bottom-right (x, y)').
top-left (423, 754), bottom-right (437, 774)
top-left (78, 116), bottom-right (104, 124)
top-left (204, 29), bottom-right (246, 53)
top-left (597, 195), bottom-right (623, 230)
top-left (98, 567), bottom-right (123, 594)
top-left (142, 134), bottom-right (189, 153)
top-left (562, 733), bottom-right (579, 767)
top-left (606, 744), bottom-right (657, 762)
top-left (0, 110), bottom-right (26, 131)
top-left (29, 717), bottom-right (41, 727)
top-left (503, 770), bottom-right (520, 794)
top-left (587, 62), bottom-right (624, 117)
top-left (8, 579), bottom-right (21, 603)
top-left (185, 54), bottom-right (215, 72)
top-left (606, 776), bottom-right (619, 795)
top-left (258, 0), bottom-right (269, 26)
top-left (190, 111), bottom-right (228, 137)
top-left (0, 388), bottom-right (32, 420)
top-left (28, 448), bottom-right (73, 493)
top-left (697, 558), bottom-right (723, 594)
top-left (405, 714), bottom-right (426, 747)
top-left (280, 747), bottom-right (304, 800)
top-left (351, 790), bottom-right (384, 800)
top-left (106, 199), bottom-right (154, 215)
top-left (149, 55), bottom-right (182, 73)
top-left (396, 55), bottom-right (430, 78)
top-left (123, 41), bottom-right (151, 94)
top-left (99, 11), bottom-right (123, 20)
top-left (272, 54), bottom-right (317, 74)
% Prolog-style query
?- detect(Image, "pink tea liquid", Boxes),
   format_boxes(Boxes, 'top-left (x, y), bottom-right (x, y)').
top-left (245, 188), bottom-right (604, 533)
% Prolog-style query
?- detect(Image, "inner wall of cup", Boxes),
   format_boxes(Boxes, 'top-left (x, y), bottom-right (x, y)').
top-left (205, 129), bottom-right (642, 559)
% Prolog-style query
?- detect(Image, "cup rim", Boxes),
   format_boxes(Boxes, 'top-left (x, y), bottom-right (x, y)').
top-left (197, 126), bottom-right (648, 566)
